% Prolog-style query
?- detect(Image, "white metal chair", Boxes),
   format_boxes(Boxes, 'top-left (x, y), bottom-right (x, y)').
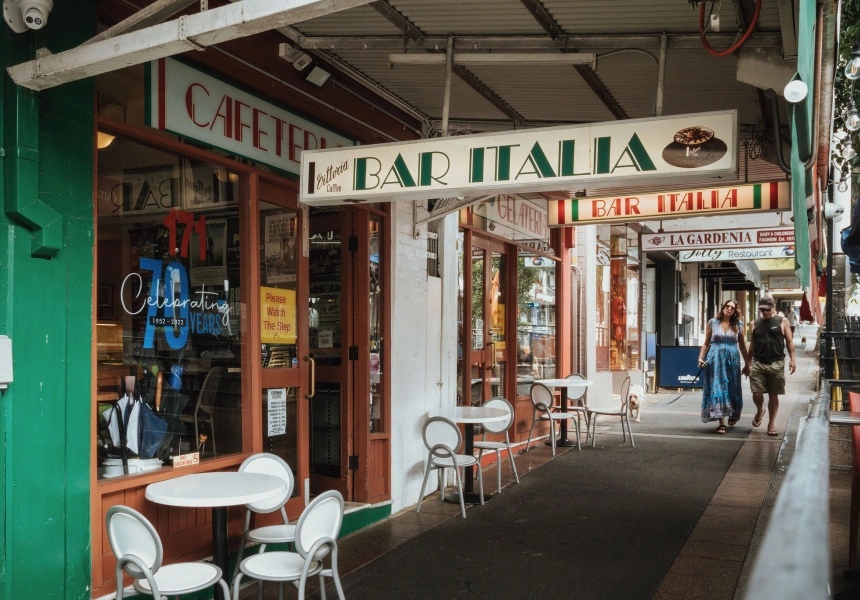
top-left (587, 376), bottom-right (635, 448)
top-left (232, 453), bottom-right (297, 592)
top-left (416, 415), bottom-right (485, 518)
top-left (473, 398), bottom-right (520, 494)
top-left (233, 490), bottom-right (346, 600)
top-left (106, 505), bottom-right (231, 600)
top-left (179, 366), bottom-right (224, 456)
top-left (526, 382), bottom-right (579, 454)
top-left (565, 372), bottom-right (591, 439)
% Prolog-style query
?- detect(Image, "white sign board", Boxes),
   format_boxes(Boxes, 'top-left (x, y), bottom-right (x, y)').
top-left (679, 246), bottom-right (796, 262)
top-left (318, 329), bottom-right (333, 349)
top-left (267, 388), bottom-right (287, 437)
top-left (769, 275), bottom-right (801, 289)
top-left (461, 195), bottom-right (549, 243)
top-left (148, 58), bottom-right (354, 176)
top-left (301, 111), bottom-right (738, 205)
top-left (642, 227), bottom-right (795, 252)
top-left (550, 181), bottom-right (788, 225)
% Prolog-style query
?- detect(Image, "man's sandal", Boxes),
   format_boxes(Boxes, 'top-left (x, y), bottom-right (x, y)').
top-left (728, 418), bottom-right (738, 427)
top-left (716, 425), bottom-right (727, 434)
top-left (752, 413), bottom-right (764, 428)
top-left (767, 430), bottom-right (779, 436)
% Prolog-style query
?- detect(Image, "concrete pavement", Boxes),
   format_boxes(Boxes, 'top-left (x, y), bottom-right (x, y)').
top-left (239, 325), bottom-right (820, 600)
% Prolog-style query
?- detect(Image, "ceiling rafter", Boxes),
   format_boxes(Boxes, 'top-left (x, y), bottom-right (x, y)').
top-left (370, 0), bottom-right (425, 41)
top-left (367, 0), bottom-right (526, 125)
top-left (84, 0), bottom-right (198, 45)
top-left (518, 0), bottom-right (628, 120)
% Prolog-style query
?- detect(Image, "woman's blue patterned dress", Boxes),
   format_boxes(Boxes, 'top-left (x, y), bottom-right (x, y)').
top-left (701, 318), bottom-right (743, 423)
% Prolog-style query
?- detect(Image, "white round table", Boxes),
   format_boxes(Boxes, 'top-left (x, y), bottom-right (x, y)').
top-left (146, 472), bottom-right (286, 600)
top-left (535, 378), bottom-right (594, 448)
top-left (427, 406), bottom-right (508, 504)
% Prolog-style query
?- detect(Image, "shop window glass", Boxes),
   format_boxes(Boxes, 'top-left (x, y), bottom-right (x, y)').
top-left (595, 230), bottom-right (611, 372)
top-left (369, 215), bottom-right (385, 434)
top-left (517, 249), bottom-right (557, 384)
top-left (95, 133), bottom-right (246, 480)
top-left (262, 387), bottom-right (299, 497)
top-left (260, 203), bottom-right (299, 368)
top-left (626, 230), bottom-right (641, 370)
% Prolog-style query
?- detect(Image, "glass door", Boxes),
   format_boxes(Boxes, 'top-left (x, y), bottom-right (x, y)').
top-left (464, 235), bottom-right (509, 406)
top-left (257, 178), bottom-right (308, 513)
top-left (308, 211), bottom-right (352, 497)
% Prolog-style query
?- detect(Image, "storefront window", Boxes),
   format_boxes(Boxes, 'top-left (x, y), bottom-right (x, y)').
top-left (95, 134), bottom-right (246, 480)
top-left (517, 250), bottom-right (557, 381)
top-left (595, 228), bottom-right (611, 372)
top-left (610, 230), bottom-right (628, 371)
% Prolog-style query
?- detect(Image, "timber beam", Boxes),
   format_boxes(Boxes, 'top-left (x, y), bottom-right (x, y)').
top-left (8, 0), bottom-right (373, 91)
top-left (83, 0), bottom-right (198, 45)
top-left (294, 33), bottom-right (783, 52)
top-left (370, 0), bottom-right (425, 41)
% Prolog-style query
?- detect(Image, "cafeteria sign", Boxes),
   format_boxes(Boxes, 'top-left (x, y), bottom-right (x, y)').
top-left (300, 111), bottom-right (737, 205)
top-left (642, 226), bottom-right (794, 252)
top-left (550, 181), bottom-right (789, 226)
top-left (148, 58), bottom-right (354, 176)
top-left (679, 246), bottom-right (795, 262)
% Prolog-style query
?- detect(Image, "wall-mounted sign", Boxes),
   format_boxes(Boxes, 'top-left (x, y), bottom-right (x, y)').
top-left (301, 111), bottom-right (737, 205)
top-left (550, 181), bottom-right (788, 226)
top-left (642, 227), bottom-right (794, 252)
top-left (148, 58), bottom-right (354, 176)
top-left (769, 275), bottom-right (801, 289)
top-left (679, 246), bottom-right (795, 262)
top-left (460, 195), bottom-right (550, 244)
top-left (260, 287), bottom-right (297, 344)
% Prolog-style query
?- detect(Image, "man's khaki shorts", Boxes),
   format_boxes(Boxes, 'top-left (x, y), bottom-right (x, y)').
top-left (749, 359), bottom-right (786, 395)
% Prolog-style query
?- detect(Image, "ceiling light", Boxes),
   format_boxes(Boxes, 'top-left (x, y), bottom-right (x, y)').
top-left (847, 100), bottom-right (860, 132)
top-left (846, 45), bottom-right (860, 80)
top-left (97, 131), bottom-right (115, 149)
top-left (304, 64), bottom-right (332, 88)
top-left (388, 53), bottom-right (597, 68)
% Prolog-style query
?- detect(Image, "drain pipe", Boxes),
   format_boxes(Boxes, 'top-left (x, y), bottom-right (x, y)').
top-left (2, 51), bottom-right (62, 259)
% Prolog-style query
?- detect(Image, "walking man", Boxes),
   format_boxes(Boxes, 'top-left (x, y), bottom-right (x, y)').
top-left (744, 296), bottom-right (796, 436)
top-left (785, 305), bottom-right (798, 334)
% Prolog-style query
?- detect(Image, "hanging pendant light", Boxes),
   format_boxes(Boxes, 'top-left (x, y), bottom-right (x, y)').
top-left (846, 100), bottom-right (860, 132)
top-left (846, 46), bottom-right (860, 80)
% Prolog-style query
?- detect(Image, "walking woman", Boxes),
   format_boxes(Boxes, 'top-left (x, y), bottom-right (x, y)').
top-left (698, 299), bottom-right (749, 434)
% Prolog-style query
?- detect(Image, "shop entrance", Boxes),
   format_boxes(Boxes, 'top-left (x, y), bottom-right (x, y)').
top-left (461, 233), bottom-right (512, 406)
top-left (308, 208), bottom-right (388, 502)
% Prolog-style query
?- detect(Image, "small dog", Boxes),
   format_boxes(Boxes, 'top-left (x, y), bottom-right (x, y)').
top-left (628, 384), bottom-right (645, 423)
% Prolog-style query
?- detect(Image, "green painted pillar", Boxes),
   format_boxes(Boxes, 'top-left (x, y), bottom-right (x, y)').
top-left (0, 2), bottom-right (95, 598)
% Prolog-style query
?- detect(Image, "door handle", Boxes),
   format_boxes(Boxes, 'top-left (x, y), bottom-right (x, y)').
top-left (304, 356), bottom-right (315, 399)
top-left (486, 342), bottom-right (496, 370)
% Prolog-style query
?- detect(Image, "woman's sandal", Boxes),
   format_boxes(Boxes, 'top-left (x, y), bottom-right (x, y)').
top-left (716, 425), bottom-right (727, 434)
top-left (767, 430), bottom-right (779, 436)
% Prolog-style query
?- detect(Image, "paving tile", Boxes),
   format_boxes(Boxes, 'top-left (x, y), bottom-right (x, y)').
top-left (689, 525), bottom-right (753, 546)
top-left (701, 504), bottom-right (760, 521)
top-left (668, 554), bottom-right (745, 577)
top-left (709, 492), bottom-right (765, 509)
top-left (658, 572), bottom-right (738, 600)
top-left (409, 497), bottom-right (463, 516)
top-left (386, 510), bottom-right (455, 527)
top-left (680, 540), bottom-right (748, 562)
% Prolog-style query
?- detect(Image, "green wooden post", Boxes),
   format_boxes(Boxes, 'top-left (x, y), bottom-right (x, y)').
top-left (0, 2), bottom-right (95, 598)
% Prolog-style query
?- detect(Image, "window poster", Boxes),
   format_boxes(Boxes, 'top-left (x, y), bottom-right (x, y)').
top-left (182, 159), bottom-right (239, 210)
top-left (98, 166), bottom-right (181, 216)
top-left (264, 214), bottom-right (297, 284)
top-left (189, 218), bottom-right (228, 287)
top-left (267, 388), bottom-right (287, 436)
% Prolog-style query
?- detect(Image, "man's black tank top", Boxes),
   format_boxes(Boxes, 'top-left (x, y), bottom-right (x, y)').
top-left (753, 316), bottom-right (785, 364)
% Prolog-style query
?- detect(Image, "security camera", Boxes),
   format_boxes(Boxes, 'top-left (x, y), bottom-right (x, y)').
top-left (3, 0), bottom-right (52, 33)
top-left (21, 0), bottom-right (51, 29)
top-left (824, 203), bottom-right (845, 220)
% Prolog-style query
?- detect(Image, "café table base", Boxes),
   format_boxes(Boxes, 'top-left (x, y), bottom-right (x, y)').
top-left (444, 490), bottom-right (493, 505)
top-left (545, 439), bottom-right (578, 448)
top-left (212, 507), bottom-right (228, 600)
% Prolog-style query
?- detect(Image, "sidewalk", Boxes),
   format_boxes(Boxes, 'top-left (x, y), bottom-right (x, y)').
top-left (239, 326), bottom-right (819, 600)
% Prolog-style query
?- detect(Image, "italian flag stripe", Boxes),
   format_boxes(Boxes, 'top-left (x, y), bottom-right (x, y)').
top-left (571, 200), bottom-right (578, 222)
top-left (753, 184), bottom-right (761, 209)
top-left (557, 200), bottom-right (566, 225)
top-left (770, 181), bottom-right (779, 209)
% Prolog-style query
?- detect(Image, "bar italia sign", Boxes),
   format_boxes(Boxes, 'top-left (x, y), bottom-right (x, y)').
top-left (549, 181), bottom-right (789, 226)
top-left (147, 58), bottom-right (354, 175)
top-left (300, 111), bottom-right (737, 205)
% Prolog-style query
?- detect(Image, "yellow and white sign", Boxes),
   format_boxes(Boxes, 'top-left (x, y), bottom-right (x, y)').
top-left (261, 287), bottom-right (297, 344)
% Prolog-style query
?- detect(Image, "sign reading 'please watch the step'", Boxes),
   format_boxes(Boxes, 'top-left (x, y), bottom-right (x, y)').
top-left (300, 111), bottom-right (737, 205)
